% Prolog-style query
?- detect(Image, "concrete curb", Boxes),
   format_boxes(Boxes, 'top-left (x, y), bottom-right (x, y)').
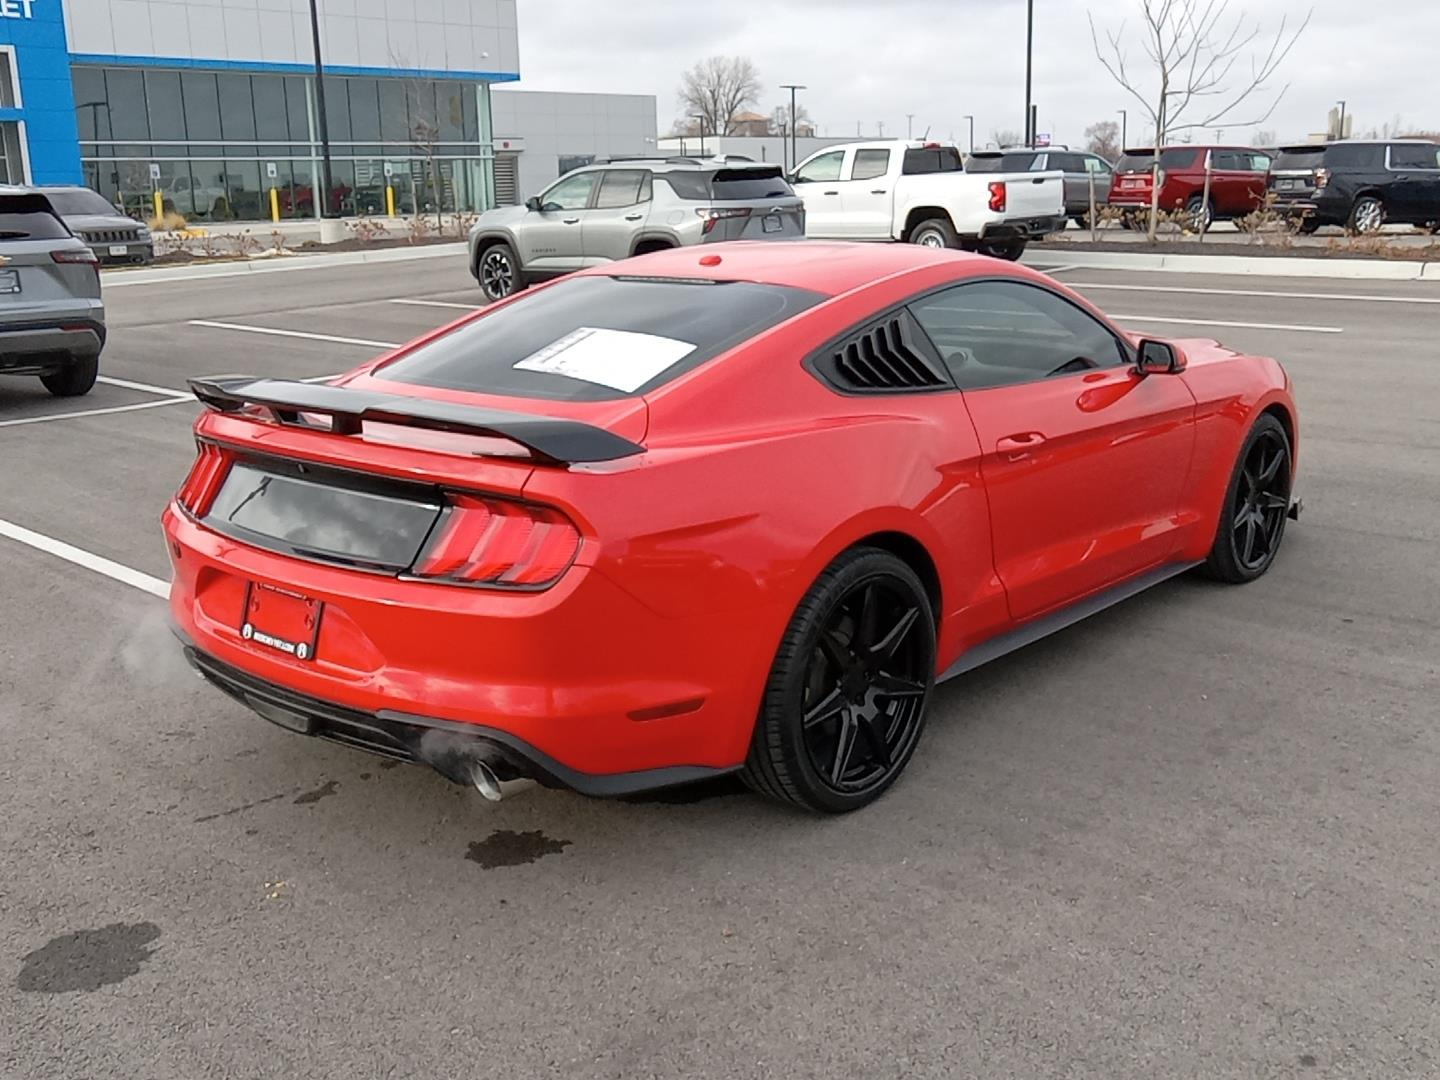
top-left (1028, 248), bottom-right (1437, 281)
top-left (102, 242), bottom-right (469, 287)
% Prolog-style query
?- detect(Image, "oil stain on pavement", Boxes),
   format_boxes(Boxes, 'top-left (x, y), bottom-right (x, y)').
top-left (466, 830), bottom-right (572, 869)
top-left (18, 922), bottom-right (161, 993)
top-left (293, 780), bottom-right (339, 805)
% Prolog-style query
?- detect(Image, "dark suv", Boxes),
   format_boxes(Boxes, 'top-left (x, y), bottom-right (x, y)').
top-left (1109, 146), bottom-right (1272, 229)
top-left (1269, 141), bottom-right (1440, 234)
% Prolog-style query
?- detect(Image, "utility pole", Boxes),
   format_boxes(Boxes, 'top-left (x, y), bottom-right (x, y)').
top-left (1023, 0), bottom-right (1034, 145)
top-left (780, 84), bottom-right (805, 172)
top-left (1118, 108), bottom-right (1127, 151)
top-left (963, 114), bottom-right (974, 154)
top-left (877, 120), bottom-right (885, 138)
top-left (906, 114), bottom-right (914, 139)
top-left (307, 0), bottom-right (335, 220)
top-left (1335, 99), bottom-right (1347, 140)
top-left (691, 114), bottom-right (706, 156)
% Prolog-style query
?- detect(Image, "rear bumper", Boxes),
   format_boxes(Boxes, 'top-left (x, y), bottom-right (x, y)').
top-left (181, 640), bottom-right (737, 796)
top-left (0, 319), bottom-right (105, 370)
top-left (87, 240), bottom-right (153, 264)
top-left (978, 214), bottom-right (1066, 241)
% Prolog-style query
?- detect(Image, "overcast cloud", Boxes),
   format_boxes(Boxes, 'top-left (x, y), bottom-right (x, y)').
top-left (514, 0), bottom-right (1438, 147)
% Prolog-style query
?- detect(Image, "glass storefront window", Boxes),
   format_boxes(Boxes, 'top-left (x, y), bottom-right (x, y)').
top-left (144, 70), bottom-right (185, 143)
top-left (181, 72), bottom-right (221, 143)
top-left (107, 70), bottom-right (150, 142)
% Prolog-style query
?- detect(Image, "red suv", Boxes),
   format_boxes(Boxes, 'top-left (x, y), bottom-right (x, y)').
top-left (1109, 146), bottom-right (1273, 229)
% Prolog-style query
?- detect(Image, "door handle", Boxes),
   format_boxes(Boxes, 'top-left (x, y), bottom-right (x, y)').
top-left (870, 189), bottom-right (887, 195)
top-left (823, 190), bottom-right (839, 196)
top-left (563, 217), bottom-right (580, 224)
top-left (624, 213), bottom-right (644, 221)
top-left (996, 432), bottom-right (1047, 454)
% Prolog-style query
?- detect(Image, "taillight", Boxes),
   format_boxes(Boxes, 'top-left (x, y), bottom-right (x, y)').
top-left (412, 495), bottom-right (580, 588)
top-left (987, 181), bottom-right (1006, 212)
top-left (176, 442), bottom-right (230, 517)
top-left (1314, 167), bottom-right (1330, 190)
top-left (696, 206), bottom-right (752, 234)
top-left (53, 249), bottom-right (100, 265)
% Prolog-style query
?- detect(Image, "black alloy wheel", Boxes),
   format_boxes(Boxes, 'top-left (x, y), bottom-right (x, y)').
top-left (478, 242), bottom-right (522, 302)
top-left (744, 548), bottom-right (935, 813)
top-left (1203, 414), bottom-right (1292, 583)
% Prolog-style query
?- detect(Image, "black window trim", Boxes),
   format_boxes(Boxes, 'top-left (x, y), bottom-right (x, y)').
top-left (594, 167), bottom-right (653, 209)
top-left (803, 276), bottom-right (1136, 398)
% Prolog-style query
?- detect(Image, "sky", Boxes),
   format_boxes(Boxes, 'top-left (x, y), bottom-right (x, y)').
top-left (513, 0), bottom-right (1439, 149)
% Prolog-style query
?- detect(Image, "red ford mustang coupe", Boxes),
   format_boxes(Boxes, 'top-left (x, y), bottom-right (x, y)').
top-left (164, 242), bottom-right (1299, 812)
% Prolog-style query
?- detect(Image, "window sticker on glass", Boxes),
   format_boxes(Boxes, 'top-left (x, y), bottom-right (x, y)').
top-left (513, 327), bottom-right (697, 393)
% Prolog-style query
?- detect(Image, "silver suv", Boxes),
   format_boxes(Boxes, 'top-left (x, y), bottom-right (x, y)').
top-left (468, 158), bottom-right (805, 301)
top-left (0, 188), bottom-right (105, 398)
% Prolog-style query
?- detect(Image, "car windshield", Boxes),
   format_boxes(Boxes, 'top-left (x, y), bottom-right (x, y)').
top-left (44, 189), bottom-right (122, 217)
top-left (963, 155), bottom-right (1006, 173)
top-left (376, 275), bottom-right (825, 401)
top-left (1116, 149), bottom-right (1195, 173)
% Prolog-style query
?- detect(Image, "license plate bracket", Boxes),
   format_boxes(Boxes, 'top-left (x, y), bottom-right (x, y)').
top-left (762, 214), bottom-right (783, 233)
top-left (241, 582), bottom-right (323, 661)
top-left (0, 269), bottom-right (19, 295)
top-left (108, 244), bottom-right (128, 256)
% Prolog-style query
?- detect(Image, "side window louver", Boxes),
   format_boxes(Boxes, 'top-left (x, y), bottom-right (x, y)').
top-left (825, 313), bottom-right (951, 393)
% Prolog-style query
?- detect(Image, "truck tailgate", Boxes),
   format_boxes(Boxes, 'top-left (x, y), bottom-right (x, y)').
top-left (998, 171), bottom-right (1064, 218)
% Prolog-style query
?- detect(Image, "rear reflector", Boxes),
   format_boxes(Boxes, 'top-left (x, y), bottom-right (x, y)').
top-left (176, 442), bottom-right (230, 517)
top-left (987, 181), bottom-right (1006, 212)
top-left (412, 494), bottom-right (580, 588)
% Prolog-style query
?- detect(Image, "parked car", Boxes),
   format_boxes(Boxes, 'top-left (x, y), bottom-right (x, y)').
top-left (1268, 140), bottom-right (1440, 234)
top-left (42, 186), bottom-right (153, 264)
top-left (163, 175), bottom-right (230, 219)
top-left (1109, 145), bottom-right (1273, 230)
top-left (466, 159), bottom-right (804, 302)
top-left (966, 147), bottom-right (1115, 226)
top-left (165, 242), bottom-right (1299, 813)
top-left (0, 187), bottom-right (104, 397)
top-left (791, 140), bottom-right (1065, 260)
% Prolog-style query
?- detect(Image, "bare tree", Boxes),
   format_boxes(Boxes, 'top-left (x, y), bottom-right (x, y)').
top-left (1085, 120), bottom-right (1122, 161)
top-left (405, 79), bottom-right (447, 229)
top-left (1090, 0), bottom-right (1311, 238)
top-left (769, 103), bottom-right (814, 138)
top-left (989, 129), bottom-right (1022, 149)
top-left (679, 56), bottom-right (761, 136)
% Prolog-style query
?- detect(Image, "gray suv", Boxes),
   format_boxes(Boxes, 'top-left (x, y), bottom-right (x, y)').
top-left (468, 158), bottom-right (805, 301)
top-left (43, 186), bottom-right (153, 265)
top-left (966, 147), bottom-right (1115, 226)
top-left (0, 188), bottom-right (105, 397)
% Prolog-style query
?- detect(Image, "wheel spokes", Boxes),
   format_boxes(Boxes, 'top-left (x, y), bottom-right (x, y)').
top-left (868, 606), bottom-right (920, 661)
top-left (803, 686), bottom-right (847, 730)
top-left (872, 670), bottom-right (926, 699)
top-left (830, 711), bottom-right (858, 785)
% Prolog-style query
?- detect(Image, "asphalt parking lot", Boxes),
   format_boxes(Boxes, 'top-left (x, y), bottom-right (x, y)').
top-left (2, 252), bottom-right (1437, 1079)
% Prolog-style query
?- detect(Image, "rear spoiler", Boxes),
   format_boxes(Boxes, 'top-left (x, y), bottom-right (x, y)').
top-left (188, 377), bottom-right (645, 465)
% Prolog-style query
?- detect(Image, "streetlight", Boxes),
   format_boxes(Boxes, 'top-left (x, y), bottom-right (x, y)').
top-left (780, 84), bottom-right (805, 172)
top-left (1023, 0), bottom-right (1034, 145)
top-left (307, 0), bottom-right (336, 220)
top-left (1335, 99), bottom-right (1347, 140)
top-left (1118, 108), bottom-right (1127, 151)
top-left (962, 114), bottom-right (974, 154)
top-left (906, 114), bottom-right (914, 139)
top-left (691, 114), bottom-right (706, 157)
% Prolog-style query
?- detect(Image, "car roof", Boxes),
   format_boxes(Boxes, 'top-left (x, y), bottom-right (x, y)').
top-left (577, 240), bottom-right (1026, 298)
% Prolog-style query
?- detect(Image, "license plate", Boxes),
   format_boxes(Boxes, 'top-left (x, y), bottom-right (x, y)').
top-left (1279, 179), bottom-right (1300, 191)
top-left (0, 269), bottom-right (18, 294)
top-left (240, 582), bottom-right (322, 661)
top-left (762, 214), bottom-right (783, 233)
top-left (108, 244), bottom-right (128, 256)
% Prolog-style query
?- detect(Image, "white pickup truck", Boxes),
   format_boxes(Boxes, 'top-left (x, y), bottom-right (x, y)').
top-left (791, 140), bottom-right (1065, 259)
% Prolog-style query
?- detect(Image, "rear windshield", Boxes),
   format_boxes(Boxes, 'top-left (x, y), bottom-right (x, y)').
top-left (1272, 148), bottom-right (1325, 171)
top-left (661, 167), bottom-right (791, 201)
top-left (1116, 149), bottom-right (1196, 173)
top-left (44, 188), bottom-right (121, 217)
top-left (902, 147), bottom-right (963, 174)
top-left (377, 275), bottom-right (824, 402)
top-left (0, 195), bottom-right (70, 240)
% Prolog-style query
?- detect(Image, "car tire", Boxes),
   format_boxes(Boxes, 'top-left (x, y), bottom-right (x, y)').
top-left (40, 355), bottom-right (99, 398)
top-left (1201, 413), bottom-right (1293, 584)
top-left (908, 217), bottom-right (958, 249)
top-left (1293, 217), bottom-right (1321, 235)
top-left (742, 547), bottom-right (936, 814)
top-left (1183, 195), bottom-right (1213, 234)
top-left (978, 239), bottom-right (1026, 261)
top-left (476, 241), bottom-right (524, 302)
top-left (1347, 195), bottom-right (1384, 235)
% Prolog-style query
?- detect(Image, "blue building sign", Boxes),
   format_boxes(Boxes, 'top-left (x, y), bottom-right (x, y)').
top-left (0, 0), bottom-right (83, 184)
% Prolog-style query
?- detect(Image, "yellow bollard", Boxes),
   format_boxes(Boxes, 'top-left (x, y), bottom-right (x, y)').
top-left (385, 185), bottom-right (396, 218)
top-left (270, 187), bottom-right (280, 223)
top-left (153, 190), bottom-right (163, 222)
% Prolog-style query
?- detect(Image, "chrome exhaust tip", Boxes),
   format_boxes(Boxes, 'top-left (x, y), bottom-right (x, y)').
top-left (470, 759), bottom-right (504, 802)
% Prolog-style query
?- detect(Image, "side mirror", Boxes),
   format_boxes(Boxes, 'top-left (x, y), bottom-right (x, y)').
top-left (524, 195), bottom-right (542, 212)
top-left (1137, 339), bottom-right (1185, 375)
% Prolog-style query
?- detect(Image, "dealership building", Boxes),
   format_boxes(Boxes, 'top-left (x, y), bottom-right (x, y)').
top-left (0, 0), bottom-right (657, 219)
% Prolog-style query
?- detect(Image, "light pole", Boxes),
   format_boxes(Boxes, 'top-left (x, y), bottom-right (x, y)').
top-left (691, 114), bottom-right (706, 157)
top-left (1023, 0), bottom-right (1034, 145)
top-left (780, 84), bottom-right (805, 172)
top-left (1118, 108), bottom-right (1127, 151)
top-left (307, 0), bottom-right (336, 220)
top-left (962, 114), bottom-right (974, 154)
top-left (1335, 99), bottom-right (1347, 140)
top-left (906, 114), bottom-right (914, 139)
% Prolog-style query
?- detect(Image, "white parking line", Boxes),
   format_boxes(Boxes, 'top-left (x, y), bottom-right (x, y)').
top-left (188, 320), bottom-right (400, 349)
top-left (389, 298), bottom-right (483, 311)
top-left (1072, 281), bottom-right (1440, 305)
top-left (0, 397), bottom-right (192, 429)
top-left (96, 375), bottom-right (193, 399)
top-left (1113, 313), bottom-right (1343, 334)
top-left (0, 516), bottom-right (170, 598)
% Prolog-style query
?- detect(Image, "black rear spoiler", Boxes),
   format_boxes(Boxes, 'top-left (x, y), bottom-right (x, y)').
top-left (188, 377), bottom-right (645, 465)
